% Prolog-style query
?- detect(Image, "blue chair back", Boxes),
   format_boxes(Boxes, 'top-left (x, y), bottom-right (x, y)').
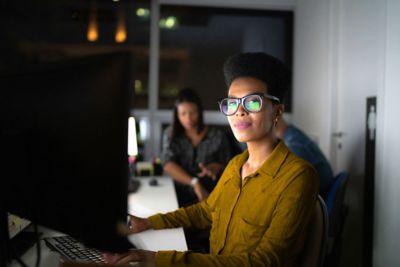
top-left (325, 171), bottom-right (349, 237)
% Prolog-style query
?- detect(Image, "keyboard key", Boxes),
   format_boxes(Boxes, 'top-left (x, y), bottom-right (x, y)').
top-left (44, 236), bottom-right (104, 263)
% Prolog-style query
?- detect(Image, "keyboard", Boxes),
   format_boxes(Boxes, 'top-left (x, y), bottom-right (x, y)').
top-left (44, 235), bottom-right (106, 263)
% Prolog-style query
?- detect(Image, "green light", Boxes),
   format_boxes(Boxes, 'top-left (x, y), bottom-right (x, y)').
top-left (159, 18), bottom-right (166, 28)
top-left (136, 8), bottom-right (150, 18)
top-left (134, 80), bottom-right (144, 94)
top-left (165, 16), bottom-right (177, 28)
top-left (159, 16), bottom-right (179, 29)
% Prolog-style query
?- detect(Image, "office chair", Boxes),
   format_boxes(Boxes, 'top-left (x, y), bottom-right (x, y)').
top-left (324, 172), bottom-right (349, 267)
top-left (325, 171), bottom-right (349, 236)
top-left (300, 195), bottom-right (329, 267)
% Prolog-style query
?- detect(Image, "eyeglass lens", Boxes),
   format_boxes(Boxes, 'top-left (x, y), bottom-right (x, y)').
top-left (244, 95), bottom-right (262, 111)
top-left (220, 94), bottom-right (263, 115)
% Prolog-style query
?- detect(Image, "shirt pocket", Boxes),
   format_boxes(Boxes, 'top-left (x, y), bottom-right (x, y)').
top-left (238, 216), bottom-right (268, 248)
top-left (242, 191), bottom-right (280, 227)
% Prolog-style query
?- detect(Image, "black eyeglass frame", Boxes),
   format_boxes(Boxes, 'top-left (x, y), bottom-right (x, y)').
top-left (218, 93), bottom-right (280, 116)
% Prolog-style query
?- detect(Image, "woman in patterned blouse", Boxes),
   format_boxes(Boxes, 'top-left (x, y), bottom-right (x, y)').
top-left (161, 88), bottom-right (234, 207)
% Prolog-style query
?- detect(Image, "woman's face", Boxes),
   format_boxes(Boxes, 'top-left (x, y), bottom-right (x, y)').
top-left (177, 101), bottom-right (199, 131)
top-left (227, 77), bottom-right (280, 143)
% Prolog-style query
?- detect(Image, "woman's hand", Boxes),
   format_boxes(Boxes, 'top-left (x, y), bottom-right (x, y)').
top-left (102, 249), bottom-right (156, 267)
top-left (193, 182), bottom-right (209, 201)
top-left (197, 162), bottom-right (222, 181)
top-left (128, 215), bottom-right (152, 233)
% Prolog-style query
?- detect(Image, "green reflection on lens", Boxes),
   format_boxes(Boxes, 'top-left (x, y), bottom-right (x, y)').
top-left (246, 100), bottom-right (261, 111)
top-left (227, 101), bottom-right (238, 114)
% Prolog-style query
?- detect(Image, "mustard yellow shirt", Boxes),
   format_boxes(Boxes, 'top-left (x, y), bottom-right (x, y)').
top-left (149, 141), bottom-right (319, 267)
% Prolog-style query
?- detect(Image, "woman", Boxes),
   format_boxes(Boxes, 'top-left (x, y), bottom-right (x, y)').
top-left (161, 88), bottom-right (233, 207)
top-left (104, 52), bottom-right (319, 267)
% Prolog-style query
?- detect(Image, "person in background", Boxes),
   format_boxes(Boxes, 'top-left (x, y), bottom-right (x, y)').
top-left (275, 118), bottom-right (334, 198)
top-left (161, 87), bottom-right (234, 208)
top-left (104, 52), bottom-right (319, 267)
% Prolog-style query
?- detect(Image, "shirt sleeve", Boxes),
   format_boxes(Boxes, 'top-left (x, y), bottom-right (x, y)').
top-left (148, 200), bottom-right (212, 230)
top-left (148, 173), bottom-right (227, 230)
top-left (160, 127), bottom-right (177, 165)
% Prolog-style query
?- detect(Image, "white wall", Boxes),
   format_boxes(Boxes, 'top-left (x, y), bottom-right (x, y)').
top-left (374, 0), bottom-right (400, 265)
top-left (294, 0), bottom-right (386, 266)
top-left (334, 1), bottom-right (385, 266)
top-left (292, 0), bottom-right (332, 154)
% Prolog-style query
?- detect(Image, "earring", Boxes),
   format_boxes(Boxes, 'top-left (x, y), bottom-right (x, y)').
top-left (274, 117), bottom-right (279, 127)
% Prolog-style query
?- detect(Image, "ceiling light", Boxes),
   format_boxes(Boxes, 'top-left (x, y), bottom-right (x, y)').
top-left (160, 16), bottom-right (178, 29)
top-left (87, 10), bottom-right (98, 42)
top-left (136, 8), bottom-right (150, 18)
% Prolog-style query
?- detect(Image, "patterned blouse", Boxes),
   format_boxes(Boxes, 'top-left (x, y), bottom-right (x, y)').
top-left (161, 126), bottom-right (233, 178)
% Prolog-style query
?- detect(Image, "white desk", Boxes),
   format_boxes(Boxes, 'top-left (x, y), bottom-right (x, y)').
top-left (127, 176), bottom-right (187, 251)
top-left (9, 228), bottom-right (64, 267)
top-left (9, 175), bottom-right (187, 266)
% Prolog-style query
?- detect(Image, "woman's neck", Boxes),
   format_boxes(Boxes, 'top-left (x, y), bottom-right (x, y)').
top-left (242, 136), bottom-right (279, 176)
top-left (275, 118), bottom-right (288, 140)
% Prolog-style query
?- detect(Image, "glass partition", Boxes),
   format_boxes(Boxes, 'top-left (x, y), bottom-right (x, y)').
top-left (159, 5), bottom-right (293, 110)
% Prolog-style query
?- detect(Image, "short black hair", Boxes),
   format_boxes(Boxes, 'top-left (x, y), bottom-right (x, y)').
top-left (223, 52), bottom-right (290, 101)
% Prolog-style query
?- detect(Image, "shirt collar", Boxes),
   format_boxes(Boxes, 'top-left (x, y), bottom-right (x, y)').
top-left (257, 140), bottom-right (290, 178)
top-left (224, 140), bottom-right (290, 184)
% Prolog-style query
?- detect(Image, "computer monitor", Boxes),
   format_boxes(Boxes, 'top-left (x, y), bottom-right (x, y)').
top-left (0, 52), bottom-right (135, 260)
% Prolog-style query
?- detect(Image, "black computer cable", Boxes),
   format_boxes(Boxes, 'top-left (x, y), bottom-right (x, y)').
top-left (10, 223), bottom-right (41, 267)
top-left (33, 223), bottom-right (41, 267)
top-left (11, 243), bottom-right (28, 267)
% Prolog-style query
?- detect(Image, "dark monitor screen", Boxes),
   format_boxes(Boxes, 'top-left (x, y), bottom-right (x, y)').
top-left (0, 52), bottom-right (134, 252)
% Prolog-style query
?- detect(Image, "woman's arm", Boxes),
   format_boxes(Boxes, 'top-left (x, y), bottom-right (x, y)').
top-left (196, 128), bottom-right (234, 181)
top-left (163, 161), bottom-right (194, 186)
top-left (128, 215), bottom-right (152, 233)
top-left (164, 161), bottom-right (209, 201)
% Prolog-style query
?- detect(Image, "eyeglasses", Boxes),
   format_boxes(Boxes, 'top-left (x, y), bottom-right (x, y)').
top-left (218, 93), bottom-right (280, 116)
